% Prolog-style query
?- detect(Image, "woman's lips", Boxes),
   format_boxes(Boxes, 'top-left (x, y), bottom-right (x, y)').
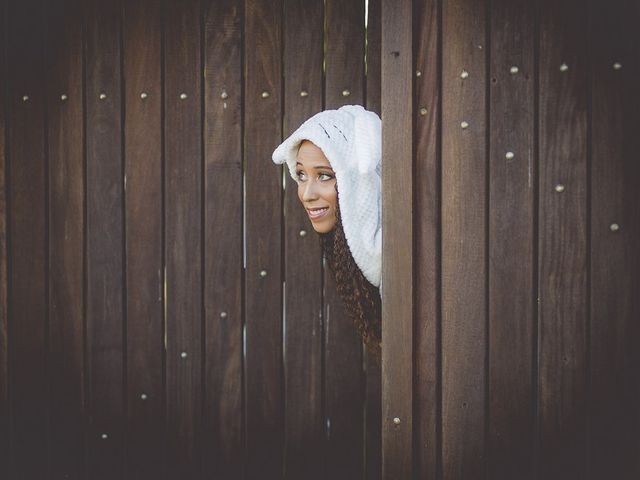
top-left (307, 207), bottom-right (329, 219)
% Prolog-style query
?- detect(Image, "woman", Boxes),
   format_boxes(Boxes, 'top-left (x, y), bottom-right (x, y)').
top-left (272, 104), bottom-right (382, 358)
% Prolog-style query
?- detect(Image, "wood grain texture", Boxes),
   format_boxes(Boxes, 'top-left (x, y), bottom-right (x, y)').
top-left (203, 0), bottom-right (244, 477)
top-left (588, 0), bottom-right (640, 477)
top-left (244, 0), bottom-right (284, 477)
top-left (365, 1), bottom-right (382, 478)
top-left (441, 0), bottom-right (487, 477)
top-left (85, 0), bottom-right (124, 476)
top-left (380, 0), bottom-right (413, 478)
top-left (46, 0), bottom-right (85, 477)
top-left (325, 0), bottom-right (365, 107)
top-left (324, 1), bottom-right (366, 478)
top-left (0, 0), bottom-right (9, 475)
top-left (123, 0), bottom-right (164, 477)
top-left (282, 0), bottom-right (325, 478)
top-left (413, 0), bottom-right (439, 478)
top-left (164, 0), bottom-right (202, 477)
top-left (7, 0), bottom-right (48, 477)
top-left (538, 0), bottom-right (588, 477)
top-left (488, 0), bottom-right (535, 478)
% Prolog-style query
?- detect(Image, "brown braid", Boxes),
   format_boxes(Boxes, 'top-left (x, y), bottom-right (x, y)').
top-left (318, 187), bottom-right (382, 361)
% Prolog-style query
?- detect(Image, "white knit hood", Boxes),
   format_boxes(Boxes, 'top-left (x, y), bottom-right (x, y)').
top-left (272, 104), bottom-right (382, 289)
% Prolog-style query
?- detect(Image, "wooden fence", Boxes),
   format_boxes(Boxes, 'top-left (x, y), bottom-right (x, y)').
top-left (0, 0), bottom-right (639, 479)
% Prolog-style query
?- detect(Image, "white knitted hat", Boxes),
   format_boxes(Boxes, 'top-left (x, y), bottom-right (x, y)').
top-left (272, 104), bottom-right (382, 289)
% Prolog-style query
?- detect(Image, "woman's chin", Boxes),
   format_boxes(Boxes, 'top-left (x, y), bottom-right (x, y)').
top-left (311, 219), bottom-right (336, 234)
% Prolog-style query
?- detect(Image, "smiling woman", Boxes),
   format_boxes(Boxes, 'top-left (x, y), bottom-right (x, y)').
top-left (295, 140), bottom-right (338, 233)
top-left (272, 105), bottom-right (382, 358)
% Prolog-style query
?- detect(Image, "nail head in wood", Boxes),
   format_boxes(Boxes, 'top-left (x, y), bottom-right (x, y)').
top-left (22, 95), bottom-right (29, 102)
top-left (261, 91), bottom-right (270, 99)
top-left (300, 90), bottom-right (308, 97)
top-left (555, 184), bottom-right (565, 193)
top-left (180, 93), bottom-right (188, 100)
top-left (99, 93), bottom-right (107, 100)
top-left (259, 270), bottom-right (267, 278)
top-left (419, 107), bottom-right (427, 116)
top-left (60, 94), bottom-right (68, 101)
top-left (613, 62), bottom-right (622, 70)
top-left (505, 151), bottom-right (515, 160)
top-left (393, 417), bottom-right (401, 425)
top-left (460, 121), bottom-right (469, 129)
top-left (180, 351), bottom-right (188, 359)
top-left (510, 66), bottom-right (519, 75)
top-left (140, 393), bottom-right (148, 400)
top-left (610, 223), bottom-right (620, 232)
top-left (140, 92), bottom-right (148, 99)
top-left (342, 89), bottom-right (350, 97)
top-left (560, 63), bottom-right (569, 72)
top-left (220, 90), bottom-right (228, 99)
top-left (220, 311), bottom-right (228, 318)
top-left (299, 229), bottom-right (307, 237)
top-left (460, 70), bottom-right (469, 79)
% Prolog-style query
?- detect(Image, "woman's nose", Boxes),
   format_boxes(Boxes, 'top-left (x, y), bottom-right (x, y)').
top-left (301, 179), bottom-right (319, 201)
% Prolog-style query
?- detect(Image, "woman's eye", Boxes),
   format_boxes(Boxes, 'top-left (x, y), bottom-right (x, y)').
top-left (296, 170), bottom-right (333, 181)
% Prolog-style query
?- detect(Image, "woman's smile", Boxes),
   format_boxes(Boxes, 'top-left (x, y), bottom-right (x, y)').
top-left (307, 206), bottom-right (330, 219)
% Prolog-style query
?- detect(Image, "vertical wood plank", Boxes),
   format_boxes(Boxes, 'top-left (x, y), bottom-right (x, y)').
top-left (488, 0), bottom-right (535, 478)
top-left (441, 0), bottom-right (487, 477)
top-left (365, 0), bottom-right (381, 116)
top-left (413, 0), bottom-right (439, 477)
top-left (364, 1), bottom-right (382, 478)
top-left (244, 0), bottom-right (284, 476)
top-left (380, 1), bottom-right (413, 478)
top-left (588, 0), bottom-right (640, 477)
top-left (0, 0), bottom-right (10, 475)
top-left (85, 0), bottom-right (125, 476)
top-left (281, 1), bottom-right (324, 479)
top-left (538, 0), bottom-right (588, 477)
top-left (123, 0), bottom-right (164, 477)
top-left (7, 0), bottom-right (48, 477)
top-left (203, 0), bottom-right (244, 477)
top-left (164, 0), bottom-right (202, 477)
top-left (46, 0), bottom-right (85, 477)
top-left (324, 0), bottom-right (366, 477)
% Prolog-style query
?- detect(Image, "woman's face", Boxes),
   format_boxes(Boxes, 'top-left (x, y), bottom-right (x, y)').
top-left (295, 140), bottom-right (337, 233)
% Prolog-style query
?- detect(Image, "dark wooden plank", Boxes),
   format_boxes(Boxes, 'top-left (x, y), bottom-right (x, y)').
top-left (538, 0), bottom-right (588, 477)
top-left (0, 0), bottom-right (10, 475)
top-left (588, 0), bottom-right (640, 477)
top-left (85, 0), bottom-right (125, 476)
top-left (163, 0), bottom-right (202, 477)
top-left (413, 0), bottom-right (439, 478)
top-left (325, 0), bottom-right (364, 107)
top-left (323, 0), bottom-right (366, 477)
top-left (365, 0), bottom-right (381, 116)
top-left (364, 1), bottom-right (382, 478)
top-left (380, 1), bottom-right (413, 478)
top-left (123, 0), bottom-right (164, 477)
top-left (244, 0), bottom-right (284, 477)
top-left (282, 0), bottom-right (324, 479)
top-left (7, 0), bottom-right (48, 477)
top-left (441, 0), bottom-right (487, 477)
top-left (487, 0), bottom-right (535, 478)
top-left (45, 0), bottom-right (85, 477)
top-left (202, 0), bottom-right (244, 477)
